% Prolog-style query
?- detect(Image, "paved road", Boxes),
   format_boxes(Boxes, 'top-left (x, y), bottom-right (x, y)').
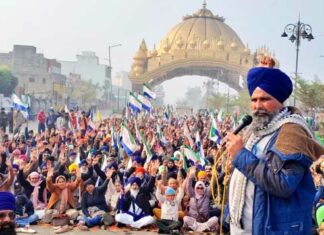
top-left (30, 225), bottom-right (158, 235)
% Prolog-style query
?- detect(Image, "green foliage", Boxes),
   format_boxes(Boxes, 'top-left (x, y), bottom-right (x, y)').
top-left (70, 79), bottom-right (97, 104)
top-left (296, 77), bottom-right (324, 110)
top-left (0, 65), bottom-right (18, 96)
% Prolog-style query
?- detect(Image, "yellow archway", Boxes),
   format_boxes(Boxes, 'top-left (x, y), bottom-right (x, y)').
top-left (129, 3), bottom-right (273, 92)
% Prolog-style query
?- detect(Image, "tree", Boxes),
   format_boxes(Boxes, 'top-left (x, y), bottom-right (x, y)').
top-left (296, 77), bottom-right (324, 110)
top-left (203, 79), bottom-right (216, 109)
top-left (0, 65), bottom-right (18, 97)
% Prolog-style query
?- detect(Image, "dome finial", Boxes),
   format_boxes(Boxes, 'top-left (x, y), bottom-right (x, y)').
top-left (203, 0), bottom-right (207, 9)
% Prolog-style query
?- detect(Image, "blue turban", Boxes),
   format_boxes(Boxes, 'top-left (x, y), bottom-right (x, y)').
top-left (247, 67), bottom-right (293, 103)
top-left (78, 159), bottom-right (88, 167)
top-left (100, 145), bottom-right (109, 152)
top-left (105, 162), bottom-right (118, 171)
top-left (151, 154), bottom-right (159, 161)
top-left (128, 176), bottom-right (141, 186)
top-left (69, 152), bottom-right (77, 157)
top-left (0, 192), bottom-right (16, 211)
top-left (132, 155), bottom-right (142, 165)
top-left (84, 179), bottom-right (95, 187)
top-left (12, 164), bottom-right (19, 171)
top-left (165, 187), bottom-right (176, 196)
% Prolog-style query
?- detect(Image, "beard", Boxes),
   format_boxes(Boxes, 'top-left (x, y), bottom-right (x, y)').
top-left (0, 222), bottom-right (17, 235)
top-left (130, 189), bottom-right (139, 198)
top-left (251, 108), bottom-right (279, 132)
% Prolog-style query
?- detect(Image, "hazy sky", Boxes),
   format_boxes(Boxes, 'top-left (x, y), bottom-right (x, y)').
top-left (0, 0), bottom-right (323, 104)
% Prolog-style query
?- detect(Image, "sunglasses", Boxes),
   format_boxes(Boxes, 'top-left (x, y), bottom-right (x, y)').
top-left (0, 212), bottom-right (15, 220)
top-left (196, 187), bottom-right (204, 190)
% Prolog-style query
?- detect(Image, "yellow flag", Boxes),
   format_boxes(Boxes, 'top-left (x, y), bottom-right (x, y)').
top-left (96, 109), bottom-right (101, 122)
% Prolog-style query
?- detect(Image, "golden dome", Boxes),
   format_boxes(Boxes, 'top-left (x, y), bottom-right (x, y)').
top-left (202, 39), bottom-right (210, 49)
top-left (230, 41), bottom-right (238, 50)
top-left (217, 38), bottom-right (225, 49)
top-left (175, 36), bottom-right (185, 48)
top-left (162, 38), bottom-right (171, 52)
top-left (133, 50), bottom-right (147, 60)
top-left (189, 40), bottom-right (197, 49)
top-left (158, 3), bottom-right (244, 53)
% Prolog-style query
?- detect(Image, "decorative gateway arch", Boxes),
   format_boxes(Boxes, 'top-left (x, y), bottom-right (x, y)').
top-left (129, 3), bottom-right (274, 92)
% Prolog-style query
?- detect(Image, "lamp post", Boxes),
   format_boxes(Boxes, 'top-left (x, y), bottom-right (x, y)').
top-left (281, 16), bottom-right (314, 106)
top-left (108, 43), bottom-right (122, 111)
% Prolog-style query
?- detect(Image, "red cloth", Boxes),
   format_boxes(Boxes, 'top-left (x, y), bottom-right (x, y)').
top-left (37, 111), bottom-right (46, 123)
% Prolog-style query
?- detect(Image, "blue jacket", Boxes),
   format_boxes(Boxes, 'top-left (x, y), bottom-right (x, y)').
top-left (81, 179), bottom-right (109, 217)
top-left (314, 186), bottom-right (324, 206)
top-left (232, 124), bottom-right (323, 235)
top-left (15, 194), bottom-right (35, 217)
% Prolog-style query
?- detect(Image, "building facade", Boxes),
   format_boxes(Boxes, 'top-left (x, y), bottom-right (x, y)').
top-left (0, 45), bottom-right (68, 113)
top-left (60, 51), bottom-right (111, 91)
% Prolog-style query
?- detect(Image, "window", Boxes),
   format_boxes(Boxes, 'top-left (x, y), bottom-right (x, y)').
top-left (29, 77), bottom-right (35, 83)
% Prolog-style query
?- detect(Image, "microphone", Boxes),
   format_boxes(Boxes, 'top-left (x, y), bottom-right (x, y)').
top-left (233, 115), bottom-right (253, 135)
top-left (221, 115), bottom-right (253, 147)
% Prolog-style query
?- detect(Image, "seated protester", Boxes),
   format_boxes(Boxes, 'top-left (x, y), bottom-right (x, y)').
top-left (171, 156), bottom-right (187, 179)
top-left (103, 165), bottom-right (122, 214)
top-left (115, 177), bottom-right (155, 229)
top-left (67, 152), bottom-right (78, 165)
top-left (204, 165), bottom-right (212, 182)
top-left (93, 157), bottom-right (120, 185)
top-left (181, 194), bottom-right (190, 215)
top-left (67, 163), bottom-right (83, 206)
top-left (17, 162), bottom-right (47, 210)
top-left (166, 159), bottom-right (178, 179)
top-left (134, 166), bottom-right (157, 208)
top-left (54, 152), bottom-right (70, 177)
top-left (0, 157), bottom-right (14, 192)
top-left (93, 157), bottom-right (137, 209)
top-left (183, 177), bottom-right (218, 232)
top-left (197, 171), bottom-right (209, 188)
top-left (9, 164), bottom-right (19, 193)
top-left (107, 180), bottom-right (122, 213)
top-left (155, 184), bottom-right (184, 234)
top-left (79, 159), bottom-right (93, 182)
top-left (43, 166), bottom-right (81, 233)
top-left (153, 178), bottom-right (185, 220)
top-left (15, 194), bottom-right (38, 233)
top-left (77, 174), bottom-right (111, 230)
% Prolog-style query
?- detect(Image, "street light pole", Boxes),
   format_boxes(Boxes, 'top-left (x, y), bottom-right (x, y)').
top-left (107, 44), bottom-right (122, 111)
top-left (281, 16), bottom-right (314, 106)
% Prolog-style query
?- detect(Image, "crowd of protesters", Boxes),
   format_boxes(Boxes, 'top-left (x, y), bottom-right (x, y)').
top-left (1, 62), bottom-right (324, 235)
top-left (0, 104), bottom-right (322, 234)
top-left (0, 105), bottom-right (231, 234)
